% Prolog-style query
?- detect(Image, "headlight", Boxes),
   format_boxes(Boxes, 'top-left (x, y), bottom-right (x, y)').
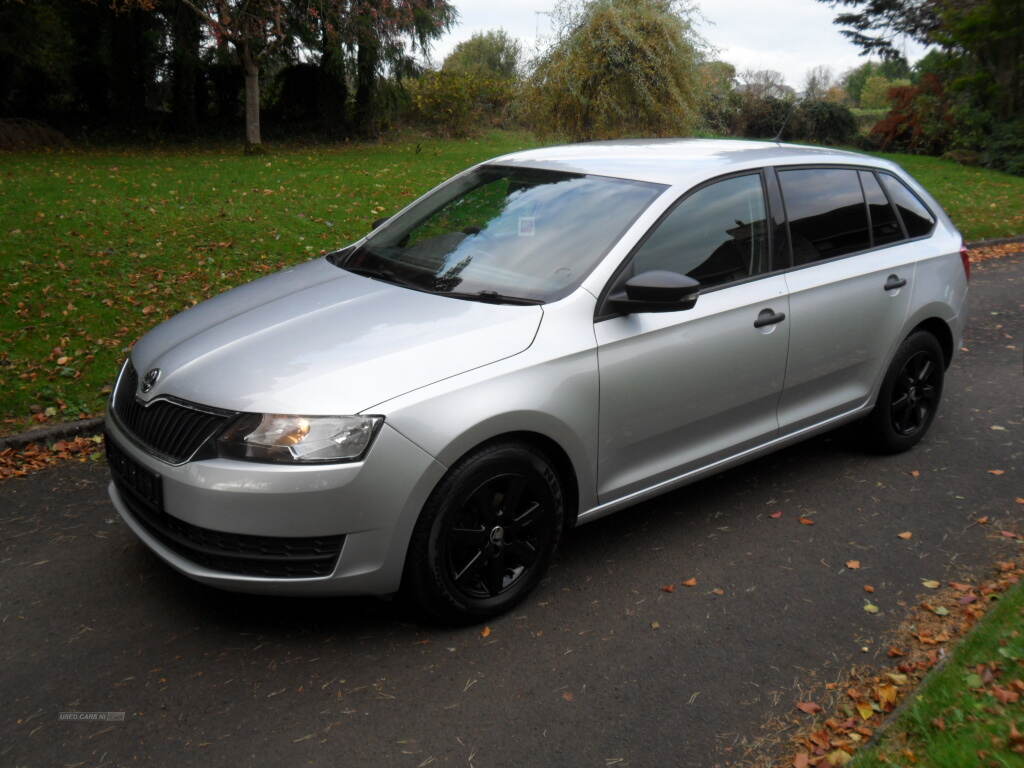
top-left (217, 414), bottom-right (383, 464)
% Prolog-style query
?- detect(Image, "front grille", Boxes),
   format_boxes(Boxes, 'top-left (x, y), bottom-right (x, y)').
top-left (108, 435), bottom-right (344, 578)
top-left (112, 362), bottom-right (235, 463)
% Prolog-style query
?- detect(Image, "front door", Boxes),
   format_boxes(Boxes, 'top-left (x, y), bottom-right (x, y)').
top-left (595, 172), bottom-right (790, 503)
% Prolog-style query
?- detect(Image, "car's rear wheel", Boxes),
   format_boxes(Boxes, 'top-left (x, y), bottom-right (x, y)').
top-left (405, 441), bottom-right (564, 623)
top-left (863, 330), bottom-right (945, 453)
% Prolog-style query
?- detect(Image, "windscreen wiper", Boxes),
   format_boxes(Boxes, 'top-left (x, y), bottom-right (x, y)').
top-left (344, 264), bottom-right (423, 291)
top-left (439, 290), bottom-right (543, 306)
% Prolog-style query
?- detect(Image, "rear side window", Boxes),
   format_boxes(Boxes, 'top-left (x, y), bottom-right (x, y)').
top-left (880, 173), bottom-right (936, 238)
top-left (779, 168), bottom-right (871, 264)
top-left (630, 174), bottom-right (770, 290)
top-left (860, 171), bottom-right (903, 247)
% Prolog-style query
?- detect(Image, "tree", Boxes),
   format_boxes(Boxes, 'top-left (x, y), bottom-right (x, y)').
top-left (820, 0), bottom-right (1022, 120)
top-left (861, 74), bottom-right (895, 107)
top-left (523, 0), bottom-right (705, 140)
top-left (738, 69), bottom-right (792, 100)
top-left (803, 65), bottom-right (835, 100)
top-left (443, 29), bottom-right (522, 79)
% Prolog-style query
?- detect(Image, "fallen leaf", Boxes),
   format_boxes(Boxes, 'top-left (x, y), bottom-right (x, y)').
top-left (826, 747), bottom-right (853, 765)
top-left (682, 577), bottom-right (698, 587)
top-left (650, 621), bottom-right (660, 630)
top-left (846, 560), bottom-right (861, 569)
top-left (864, 601), bottom-right (880, 614)
top-left (864, 584), bottom-right (875, 593)
top-left (793, 752), bottom-right (810, 768)
top-left (897, 531), bottom-right (913, 540)
top-left (855, 701), bottom-right (874, 721)
top-left (661, 584), bottom-right (675, 593)
top-left (976, 516), bottom-right (990, 524)
top-left (909, 470), bottom-right (920, 478)
top-left (799, 517), bottom-right (815, 526)
top-left (887, 647), bottom-right (905, 657)
top-left (988, 469), bottom-right (1005, 475)
top-left (921, 579), bottom-right (940, 589)
top-left (769, 510), bottom-right (783, 519)
top-left (1000, 530), bottom-right (1021, 539)
top-left (796, 701), bottom-right (822, 714)
top-left (886, 672), bottom-right (908, 685)
top-left (562, 691), bottom-right (574, 702)
top-left (711, 588), bottom-right (725, 596)
top-left (480, 626), bottom-right (491, 638)
top-left (949, 581), bottom-right (973, 591)
top-left (876, 683), bottom-right (898, 706)
top-left (1015, 497), bottom-right (1024, 504)
top-left (929, 605), bottom-right (949, 616)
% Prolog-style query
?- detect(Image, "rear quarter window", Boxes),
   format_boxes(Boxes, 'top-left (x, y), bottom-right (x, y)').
top-left (879, 173), bottom-right (936, 238)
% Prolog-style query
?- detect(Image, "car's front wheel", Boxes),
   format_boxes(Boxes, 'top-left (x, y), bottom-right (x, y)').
top-left (405, 441), bottom-right (564, 623)
top-left (863, 330), bottom-right (945, 453)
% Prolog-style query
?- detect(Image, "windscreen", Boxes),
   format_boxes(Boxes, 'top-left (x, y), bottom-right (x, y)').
top-left (336, 165), bottom-right (664, 303)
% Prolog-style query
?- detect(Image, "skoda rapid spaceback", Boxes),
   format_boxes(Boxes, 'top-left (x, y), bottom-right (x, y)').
top-left (106, 139), bottom-right (968, 621)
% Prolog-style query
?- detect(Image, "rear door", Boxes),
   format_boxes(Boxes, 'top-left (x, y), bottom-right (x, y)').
top-left (594, 172), bottom-right (791, 502)
top-left (776, 167), bottom-right (930, 433)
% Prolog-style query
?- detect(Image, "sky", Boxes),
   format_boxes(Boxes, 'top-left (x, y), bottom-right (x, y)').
top-left (427, 0), bottom-right (930, 89)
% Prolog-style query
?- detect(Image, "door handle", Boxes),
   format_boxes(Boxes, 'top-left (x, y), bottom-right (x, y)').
top-left (753, 308), bottom-right (786, 328)
top-left (884, 275), bottom-right (907, 291)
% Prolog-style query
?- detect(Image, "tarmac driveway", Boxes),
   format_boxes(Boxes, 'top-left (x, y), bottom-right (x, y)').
top-left (1, 255), bottom-right (1021, 768)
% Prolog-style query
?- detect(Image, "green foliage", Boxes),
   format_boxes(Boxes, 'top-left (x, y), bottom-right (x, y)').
top-left (408, 71), bottom-right (515, 137)
top-left (442, 29), bottom-right (522, 80)
top-left (522, 0), bottom-right (704, 140)
top-left (860, 74), bottom-right (909, 109)
top-left (982, 119), bottom-right (1024, 176)
top-left (798, 100), bottom-right (858, 145)
top-left (852, 584), bottom-right (1024, 767)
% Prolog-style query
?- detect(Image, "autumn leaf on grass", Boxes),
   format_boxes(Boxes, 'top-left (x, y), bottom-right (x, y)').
top-left (795, 701), bottom-right (822, 714)
top-left (845, 560), bottom-right (861, 569)
top-left (876, 683), bottom-right (898, 708)
top-left (799, 516), bottom-right (815, 526)
top-left (682, 577), bottom-right (698, 587)
top-left (855, 701), bottom-right (874, 721)
top-left (897, 531), bottom-right (913, 540)
top-left (480, 626), bottom-right (491, 638)
top-left (661, 584), bottom-right (676, 593)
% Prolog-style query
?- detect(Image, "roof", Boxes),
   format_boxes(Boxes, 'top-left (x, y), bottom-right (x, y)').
top-left (488, 138), bottom-right (899, 187)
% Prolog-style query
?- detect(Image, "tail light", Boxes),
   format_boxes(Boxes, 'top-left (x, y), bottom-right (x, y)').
top-left (959, 244), bottom-right (971, 281)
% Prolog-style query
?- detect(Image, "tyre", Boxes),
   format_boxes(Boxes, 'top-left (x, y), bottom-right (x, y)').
top-left (404, 441), bottom-right (564, 623)
top-left (863, 331), bottom-right (945, 454)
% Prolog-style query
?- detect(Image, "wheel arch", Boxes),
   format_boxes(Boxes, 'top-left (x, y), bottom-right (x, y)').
top-left (908, 316), bottom-right (954, 369)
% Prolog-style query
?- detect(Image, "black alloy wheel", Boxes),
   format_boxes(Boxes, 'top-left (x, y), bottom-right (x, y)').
top-left (405, 442), bottom-right (564, 622)
top-left (889, 350), bottom-right (940, 436)
top-left (863, 330), bottom-right (945, 454)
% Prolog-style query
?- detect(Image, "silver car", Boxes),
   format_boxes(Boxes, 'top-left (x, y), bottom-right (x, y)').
top-left (106, 139), bottom-right (969, 621)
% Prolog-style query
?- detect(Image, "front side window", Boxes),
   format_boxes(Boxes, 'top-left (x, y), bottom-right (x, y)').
top-left (335, 166), bottom-right (664, 303)
top-left (628, 173), bottom-right (770, 289)
top-left (880, 173), bottom-right (936, 238)
top-left (779, 168), bottom-right (871, 264)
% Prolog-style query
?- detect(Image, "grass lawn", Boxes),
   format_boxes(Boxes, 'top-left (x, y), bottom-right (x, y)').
top-left (0, 130), bottom-right (1021, 436)
top-left (852, 583), bottom-right (1024, 767)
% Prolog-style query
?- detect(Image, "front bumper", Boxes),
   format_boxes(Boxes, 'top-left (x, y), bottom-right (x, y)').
top-left (105, 416), bottom-right (446, 595)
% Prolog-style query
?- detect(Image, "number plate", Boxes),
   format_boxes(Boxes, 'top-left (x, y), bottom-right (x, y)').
top-left (105, 433), bottom-right (163, 511)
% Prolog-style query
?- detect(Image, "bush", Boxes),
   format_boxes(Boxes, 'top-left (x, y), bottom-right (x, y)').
top-left (871, 75), bottom-right (954, 154)
top-left (408, 71), bottom-right (515, 137)
top-left (982, 119), bottom-right (1024, 176)
top-left (797, 100), bottom-right (857, 145)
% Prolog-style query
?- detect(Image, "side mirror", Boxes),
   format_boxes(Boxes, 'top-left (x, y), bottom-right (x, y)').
top-left (609, 270), bottom-right (701, 314)
top-left (371, 217), bottom-right (388, 231)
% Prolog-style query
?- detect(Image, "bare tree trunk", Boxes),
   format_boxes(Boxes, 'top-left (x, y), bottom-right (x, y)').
top-left (240, 42), bottom-right (262, 148)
